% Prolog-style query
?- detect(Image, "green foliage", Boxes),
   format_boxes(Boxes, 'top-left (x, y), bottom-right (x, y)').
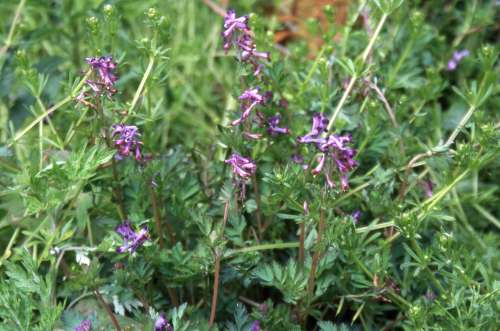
top-left (0, 0), bottom-right (498, 330)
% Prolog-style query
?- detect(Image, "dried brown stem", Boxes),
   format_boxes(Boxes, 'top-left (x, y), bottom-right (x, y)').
top-left (307, 208), bottom-right (326, 299)
top-left (208, 250), bottom-right (222, 327)
top-left (299, 221), bottom-right (305, 267)
top-left (94, 290), bottom-right (122, 331)
top-left (208, 199), bottom-right (230, 326)
top-left (149, 184), bottom-right (167, 248)
top-left (202, 0), bottom-right (226, 17)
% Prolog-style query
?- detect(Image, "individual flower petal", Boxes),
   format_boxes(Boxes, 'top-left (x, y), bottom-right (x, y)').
top-left (267, 114), bottom-right (290, 136)
top-left (251, 320), bottom-right (261, 331)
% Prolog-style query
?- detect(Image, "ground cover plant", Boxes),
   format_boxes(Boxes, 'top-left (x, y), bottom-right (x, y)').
top-left (0, 0), bottom-right (499, 330)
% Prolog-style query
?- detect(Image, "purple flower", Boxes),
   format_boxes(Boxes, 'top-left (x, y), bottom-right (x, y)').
top-left (422, 179), bottom-right (433, 198)
top-left (291, 154), bottom-right (308, 169)
top-left (298, 114), bottom-right (357, 190)
top-left (115, 222), bottom-right (149, 253)
top-left (267, 114), bottom-right (290, 136)
top-left (297, 112), bottom-right (329, 145)
top-left (222, 10), bottom-right (269, 77)
top-left (251, 320), bottom-right (261, 331)
top-left (111, 124), bottom-right (143, 161)
top-left (222, 9), bottom-right (250, 53)
top-left (154, 313), bottom-right (173, 331)
top-left (351, 210), bottom-right (362, 224)
top-left (424, 289), bottom-right (436, 302)
top-left (232, 88), bottom-right (264, 126)
top-left (225, 153), bottom-right (256, 180)
top-left (84, 56), bottom-right (118, 97)
top-left (303, 201), bottom-right (309, 216)
top-left (75, 319), bottom-right (91, 331)
top-left (447, 49), bottom-right (470, 71)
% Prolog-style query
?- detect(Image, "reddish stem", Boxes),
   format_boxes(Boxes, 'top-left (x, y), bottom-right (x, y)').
top-left (94, 290), bottom-right (122, 331)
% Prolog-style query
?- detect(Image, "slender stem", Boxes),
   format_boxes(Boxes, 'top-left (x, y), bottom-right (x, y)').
top-left (474, 204), bottom-right (500, 229)
top-left (202, 0), bottom-right (227, 17)
top-left (298, 47), bottom-right (326, 97)
top-left (225, 242), bottom-right (299, 258)
top-left (0, 0), bottom-right (26, 65)
top-left (94, 290), bottom-right (122, 331)
top-left (398, 103), bottom-right (477, 199)
top-left (0, 228), bottom-right (20, 265)
top-left (220, 199), bottom-right (230, 236)
top-left (298, 221), bottom-right (305, 267)
top-left (128, 55), bottom-right (155, 115)
top-left (149, 183), bottom-right (165, 249)
top-left (208, 249), bottom-right (222, 327)
top-left (307, 208), bottom-right (325, 299)
top-left (327, 13), bottom-right (388, 130)
top-left (409, 238), bottom-right (446, 294)
top-left (208, 198), bottom-right (230, 326)
top-left (251, 174), bottom-right (263, 239)
top-left (444, 105), bottom-right (476, 147)
top-left (98, 102), bottom-right (127, 221)
top-left (9, 70), bottom-right (92, 145)
top-left (35, 95), bottom-right (64, 149)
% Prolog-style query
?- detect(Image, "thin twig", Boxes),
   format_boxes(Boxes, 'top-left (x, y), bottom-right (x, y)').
top-left (307, 208), bottom-right (325, 299)
top-left (94, 290), bottom-right (122, 331)
top-left (202, 0), bottom-right (227, 17)
top-left (328, 13), bottom-right (388, 129)
top-left (299, 221), bottom-right (305, 267)
top-left (128, 55), bottom-right (155, 115)
top-left (149, 183), bottom-right (165, 249)
top-left (9, 70), bottom-right (92, 146)
top-left (208, 250), bottom-right (222, 327)
top-left (208, 199), bottom-right (230, 326)
top-left (0, 0), bottom-right (26, 60)
top-left (251, 174), bottom-right (263, 239)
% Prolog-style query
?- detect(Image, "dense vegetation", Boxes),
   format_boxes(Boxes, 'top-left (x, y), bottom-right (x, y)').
top-left (0, 0), bottom-right (498, 330)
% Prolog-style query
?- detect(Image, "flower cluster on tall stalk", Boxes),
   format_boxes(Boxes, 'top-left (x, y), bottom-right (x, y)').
top-left (222, 9), bottom-right (289, 138)
top-left (297, 112), bottom-right (358, 190)
top-left (77, 56), bottom-right (118, 104)
top-left (115, 221), bottom-right (149, 253)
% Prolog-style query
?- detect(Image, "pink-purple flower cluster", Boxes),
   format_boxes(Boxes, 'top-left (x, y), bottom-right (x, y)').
top-left (154, 313), bottom-right (173, 331)
top-left (222, 9), bottom-right (270, 76)
top-left (267, 114), bottom-right (290, 136)
top-left (74, 319), bottom-right (91, 331)
top-left (297, 113), bottom-right (358, 190)
top-left (115, 221), bottom-right (149, 253)
top-left (232, 87), bottom-right (265, 126)
top-left (85, 56), bottom-right (118, 98)
top-left (447, 49), bottom-right (469, 71)
top-left (225, 153), bottom-right (257, 199)
top-left (111, 124), bottom-right (143, 161)
top-left (223, 10), bottom-right (289, 138)
top-left (225, 153), bottom-right (257, 180)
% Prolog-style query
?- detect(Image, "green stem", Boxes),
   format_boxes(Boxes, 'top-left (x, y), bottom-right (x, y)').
top-left (328, 13), bottom-right (389, 129)
top-left (128, 55), bottom-right (155, 115)
top-left (410, 238), bottom-right (446, 294)
top-left (225, 242), bottom-right (299, 258)
top-left (10, 70), bottom-right (92, 145)
top-left (0, 0), bottom-right (26, 69)
top-left (297, 47), bottom-right (326, 97)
